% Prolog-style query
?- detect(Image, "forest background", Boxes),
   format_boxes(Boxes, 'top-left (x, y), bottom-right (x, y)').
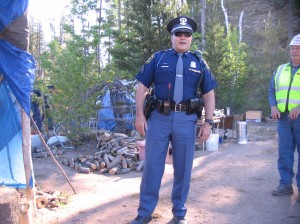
top-left (28, 0), bottom-right (300, 142)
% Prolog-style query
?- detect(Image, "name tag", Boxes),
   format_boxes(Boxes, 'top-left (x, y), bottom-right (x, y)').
top-left (189, 68), bottom-right (201, 73)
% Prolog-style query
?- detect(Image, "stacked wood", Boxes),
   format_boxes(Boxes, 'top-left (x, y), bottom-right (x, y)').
top-left (35, 190), bottom-right (68, 209)
top-left (61, 130), bottom-right (145, 175)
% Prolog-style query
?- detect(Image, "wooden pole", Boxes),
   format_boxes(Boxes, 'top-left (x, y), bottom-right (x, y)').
top-left (30, 114), bottom-right (77, 194)
top-left (21, 109), bottom-right (36, 224)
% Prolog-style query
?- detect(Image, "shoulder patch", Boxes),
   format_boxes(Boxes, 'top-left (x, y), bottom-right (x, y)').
top-left (146, 54), bottom-right (155, 64)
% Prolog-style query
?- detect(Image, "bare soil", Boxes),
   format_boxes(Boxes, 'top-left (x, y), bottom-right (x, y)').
top-left (33, 122), bottom-right (300, 224)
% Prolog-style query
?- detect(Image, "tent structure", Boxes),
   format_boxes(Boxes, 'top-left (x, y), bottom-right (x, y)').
top-left (96, 80), bottom-right (136, 133)
top-left (0, 0), bottom-right (36, 222)
top-left (0, 0), bottom-right (35, 189)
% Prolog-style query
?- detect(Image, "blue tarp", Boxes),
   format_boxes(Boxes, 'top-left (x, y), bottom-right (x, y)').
top-left (97, 87), bottom-right (135, 132)
top-left (0, 0), bottom-right (36, 189)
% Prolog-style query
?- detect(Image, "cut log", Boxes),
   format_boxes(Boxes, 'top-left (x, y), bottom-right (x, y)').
top-left (35, 196), bottom-right (49, 209)
top-left (116, 168), bottom-right (132, 174)
top-left (58, 196), bottom-right (68, 204)
top-left (85, 162), bottom-right (97, 170)
top-left (107, 154), bottom-right (115, 162)
top-left (112, 132), bottom-right (128, 138)
top-left (121, 156), bottom-right (127, 168)
top-left (123, 152), bottom-right (137, 159)
top-left (69, 158), bottom-right (75, 168)
top-left (108, 167), bottom-right (118, 175)
top-left (136, 160), bottom-right (144, 172)
top-left (79, 166), bottom-right (90, 174)
top-left (101, 132), bottom-right (112, 141)
top-left (126, 159), bottom-right (134, 168)
top-left (106, 155), bottom-right (123, 169)
top-left (99, 168), bottom-right (109, 174)
top-left (103, 154), bottom-right (110, 166)
top-left (80, 157), bottom-right (87, 163)
top-left (100, 161), bottom-right (106, 169)
top-left (94, 160), bottom-right (100, 170)
top-left (116, 146), bottom-right (128, 155)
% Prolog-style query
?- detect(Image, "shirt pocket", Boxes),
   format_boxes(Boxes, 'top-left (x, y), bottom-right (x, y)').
top-left (185, 68), bottom-right (202, 88)
top-left (154, 66), bottom-right (174, 86)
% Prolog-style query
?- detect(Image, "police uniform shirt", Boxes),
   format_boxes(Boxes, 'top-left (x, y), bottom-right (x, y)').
top-left (136, 48), bottom-right (217, 102)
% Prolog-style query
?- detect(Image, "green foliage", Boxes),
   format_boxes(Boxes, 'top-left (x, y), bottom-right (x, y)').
top-left (245, 13), bottom-right (289, 116)
top-left (205, 23), bottom-right (248, 113)
top-left (41, 35), bottom-right (99, 143)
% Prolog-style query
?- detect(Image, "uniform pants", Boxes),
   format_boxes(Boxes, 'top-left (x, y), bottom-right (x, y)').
top-left (277, 112), bottom-right (300, 188)
top-left (137, 110), bottom-right (198, 218)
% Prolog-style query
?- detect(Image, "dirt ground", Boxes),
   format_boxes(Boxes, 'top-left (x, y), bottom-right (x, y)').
top-left (32, 122), bottom-right (300, 224)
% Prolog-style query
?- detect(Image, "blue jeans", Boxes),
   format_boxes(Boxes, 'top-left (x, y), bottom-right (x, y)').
top-left (277, 112), bottom-right (300, 188)
top-left (137, 110), bottom-right (198, 218)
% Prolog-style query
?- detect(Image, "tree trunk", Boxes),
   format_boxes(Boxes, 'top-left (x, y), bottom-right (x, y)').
top-left (239, 10), bottom-right (244, 42)
top-left (221, 0), bottom-right (229, 34)
top-left (118, 0), bottom-right (121, 30)
top-left (201, 0), bottom-right (206, 52)
top-left (97, 0), bottom-right (103, 75)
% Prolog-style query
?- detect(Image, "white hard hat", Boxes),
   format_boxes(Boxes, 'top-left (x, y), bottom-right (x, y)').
top-left (290, 34), bottom-right (300, 46)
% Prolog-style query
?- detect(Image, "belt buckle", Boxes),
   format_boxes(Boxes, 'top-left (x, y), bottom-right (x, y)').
top-left (174, 104), bottom-right (182, 112)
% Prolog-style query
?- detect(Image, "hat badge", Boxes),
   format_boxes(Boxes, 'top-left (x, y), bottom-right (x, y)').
top-left (180, 18), bottom-right (187, 25)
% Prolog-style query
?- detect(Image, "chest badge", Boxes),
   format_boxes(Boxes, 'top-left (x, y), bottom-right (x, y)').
top-left (190, 61), bottom-right (196, 68)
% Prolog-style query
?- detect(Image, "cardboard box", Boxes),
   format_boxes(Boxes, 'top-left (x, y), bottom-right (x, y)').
top-left (246, 111), bottom-right (262, 122)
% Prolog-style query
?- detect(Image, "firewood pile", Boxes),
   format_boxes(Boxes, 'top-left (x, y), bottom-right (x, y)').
top-left (60, 129), bottom-right (145, 175)
top-left (35, 190), bottom-right (68, 209)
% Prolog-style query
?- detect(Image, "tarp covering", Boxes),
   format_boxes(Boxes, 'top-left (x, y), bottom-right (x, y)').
top-left (97, 81), bottom-right (135, 132)
top-left (0, 0), bottom-right (35, 189)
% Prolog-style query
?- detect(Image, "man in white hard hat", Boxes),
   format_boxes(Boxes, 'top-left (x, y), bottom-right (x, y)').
top-left (268, 34), bottom-right (300, 202)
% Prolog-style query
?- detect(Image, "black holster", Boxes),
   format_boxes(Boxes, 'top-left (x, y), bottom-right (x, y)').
top-left (186, 98), bottom-right (203, 119)
top-left (144, 93), bottom-right (156, 120)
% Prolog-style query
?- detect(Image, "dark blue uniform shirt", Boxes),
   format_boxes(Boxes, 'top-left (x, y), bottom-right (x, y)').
top-left (135, 48), bottom-right (217, 102)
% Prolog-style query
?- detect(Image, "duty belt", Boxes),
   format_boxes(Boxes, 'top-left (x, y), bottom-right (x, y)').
top-left (157, 100), bottom-right (187, 112)
top-left (172, 103), bottom-right (187, 112)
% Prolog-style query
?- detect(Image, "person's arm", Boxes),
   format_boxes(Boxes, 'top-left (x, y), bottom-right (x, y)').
top-left (135, 82), bottom-right (149, 136)
top-left (197, 89), bottom-right (215, 142)
top-left (268, 72), bottom-right (281, 119)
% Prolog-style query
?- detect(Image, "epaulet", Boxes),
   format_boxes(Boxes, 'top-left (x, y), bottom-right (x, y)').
top-left (193, 50), bottom-right (203, 62)
top-left (146, 50), bottom-right (169, 64)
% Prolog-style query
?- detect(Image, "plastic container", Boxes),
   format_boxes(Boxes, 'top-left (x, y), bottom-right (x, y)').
top-left (236, 121), bottom-right (248, 144)
top-left (206, 133), bottom-right (219, 151)
top-left (225, 107), bottom-right (231, 115)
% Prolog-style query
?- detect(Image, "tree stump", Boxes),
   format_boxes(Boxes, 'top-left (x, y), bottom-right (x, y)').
top-left (0, 187), bottom-right (20, 224)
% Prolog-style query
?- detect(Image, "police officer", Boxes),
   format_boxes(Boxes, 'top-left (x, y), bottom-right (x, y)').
top-left (131, 16), bottom-right (217, 224)
top-left (269, 34), bottom-right (300, 202)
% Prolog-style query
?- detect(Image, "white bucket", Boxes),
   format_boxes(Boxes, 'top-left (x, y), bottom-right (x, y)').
top-left (236, 121), bottom-right (248, 144)
top-left (206, 133), bottom-right (219, 151)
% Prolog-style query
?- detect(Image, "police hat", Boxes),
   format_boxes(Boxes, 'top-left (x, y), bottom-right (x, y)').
top-left (167, 16), bottom-right (197, 34)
